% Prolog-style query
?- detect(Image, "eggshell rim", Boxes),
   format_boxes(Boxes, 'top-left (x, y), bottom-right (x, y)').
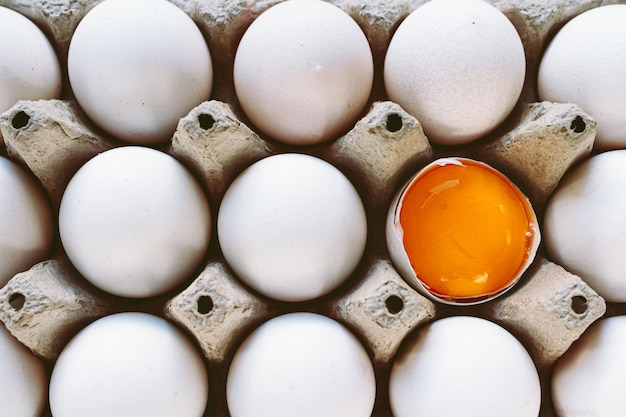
top-left (387, 157), bottom-right (541, 305)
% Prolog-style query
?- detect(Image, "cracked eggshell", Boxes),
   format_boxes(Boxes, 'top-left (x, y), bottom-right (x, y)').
top-left (386, 175), bottom-right (422, 298)
top-left (386, 157), bottom-right (540, 305)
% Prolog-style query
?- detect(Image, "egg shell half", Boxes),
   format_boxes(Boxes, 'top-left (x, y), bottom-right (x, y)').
top-left (386, 157), bottom-right (540, 305)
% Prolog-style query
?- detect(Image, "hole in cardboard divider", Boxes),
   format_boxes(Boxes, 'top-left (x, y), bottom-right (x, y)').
top-left (386, 113), bottom-right (403, 133)
top-left (570, 116), bottom-right (586, 133)
top-left (8, 293), bottom-right (25, 311)
top-left (571, 295), bottom-right (588, 315)
top-left (197, 295), bottom-right (214, 315)
top-left (385, 294), bottom-right (404, 314)
top-left (11, 111), bottom-right (30, 129)
top-left (198, 113), bottom-right (216, 130)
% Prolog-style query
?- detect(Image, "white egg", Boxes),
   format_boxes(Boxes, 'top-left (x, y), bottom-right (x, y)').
top-left (233, 0), bottom-right (373, 146)
top-left (384, 0), bottom-right (525, 145)
top-left (0, 6), bottom-right (62, 115)
top-left (0, 155), bottom-right (53, 287)
top-left (538, 5), bottom-right (626, 150)
top-left (67, 0), bottom-right (213, 144)
top-left (543, 150), bottom-right (626, 302)
top-left (552, 316), bottom-right (626, 416)
top-left (389, 316), bottom-right (541, 417)
top-left (0, 324), bottom-right (48, 417)
top-left (217, 153), bottom-right (367, 302)
top-left (49, 312), bottom-right (209, 417)
top-left (226, 312), bottom-right (376, 417)
top-left (59, 146), bottom-right (211, 298)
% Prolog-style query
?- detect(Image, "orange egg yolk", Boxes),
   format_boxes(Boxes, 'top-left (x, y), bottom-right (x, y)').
top-left (398, 159), bottom-right (535, 301)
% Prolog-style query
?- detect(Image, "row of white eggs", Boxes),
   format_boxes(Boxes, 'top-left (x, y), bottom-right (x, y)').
top-left (2, 0), bottom-right (625, 149)
top-left (3, 311), bottom-right (540, 417)
top-left (6, 308), bottom-right (626, 417)
top-left (3, 0), bottom-right (623, 417)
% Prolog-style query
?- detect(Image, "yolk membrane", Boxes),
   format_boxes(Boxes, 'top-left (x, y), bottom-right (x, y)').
top-left (398, 159), bottom-right (535, 300)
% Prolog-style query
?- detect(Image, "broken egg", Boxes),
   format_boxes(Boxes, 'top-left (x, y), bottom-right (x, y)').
top-left (386, 157), bottom-right (540, 305)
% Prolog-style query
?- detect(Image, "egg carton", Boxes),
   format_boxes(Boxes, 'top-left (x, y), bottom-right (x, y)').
top-left (0, 0), bottom-right (623, 416)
